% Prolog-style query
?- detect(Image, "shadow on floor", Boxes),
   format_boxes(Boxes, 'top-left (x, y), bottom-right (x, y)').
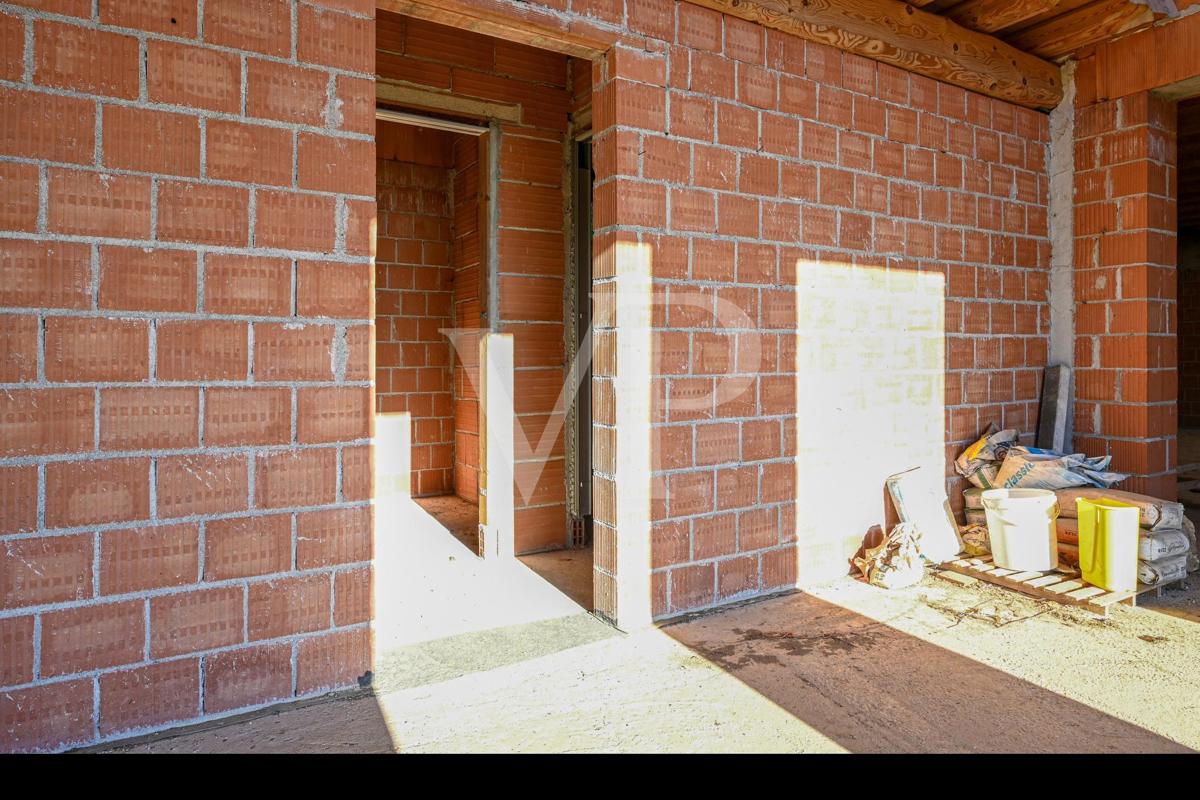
top-left (104, 497), bottom-right (1200, 753)
top-left (664, 587), bottom-right (1194, 753)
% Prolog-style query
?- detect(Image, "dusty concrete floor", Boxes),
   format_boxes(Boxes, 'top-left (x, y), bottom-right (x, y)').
top-left (106, 548), bottom-right (1200, 753)
top-left (414, 495), bottom-right (594, 609)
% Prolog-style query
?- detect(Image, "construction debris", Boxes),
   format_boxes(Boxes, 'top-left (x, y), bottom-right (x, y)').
top-left (886, 468), bottom-right (963, 563)
top-left (854, 522), bottom-right (925, 590)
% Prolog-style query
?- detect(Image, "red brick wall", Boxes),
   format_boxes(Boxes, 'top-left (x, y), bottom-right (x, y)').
top-left (581, 4), bottom-right (1051, 618)
top-left (377, 12), bottom-right (574, 553)
top-left (375, 121), bottom-right (455, 496)
top-left (1072, 92), bottom-right (1177, 499)
top-left (0, 0), bottom-right (376, 752)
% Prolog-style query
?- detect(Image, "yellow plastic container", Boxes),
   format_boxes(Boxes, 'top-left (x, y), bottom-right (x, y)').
top-left (1076, 497), bottom-right (1140, 592)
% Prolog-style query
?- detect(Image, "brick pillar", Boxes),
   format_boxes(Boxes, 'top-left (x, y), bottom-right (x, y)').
top-left (1073, 91), bottom-right (1178, 498)
top-left (590, 51), bottom-right (658, 629)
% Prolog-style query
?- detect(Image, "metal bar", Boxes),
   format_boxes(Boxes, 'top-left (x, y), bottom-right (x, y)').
top-left (374, 106), bottom-right (488, 136)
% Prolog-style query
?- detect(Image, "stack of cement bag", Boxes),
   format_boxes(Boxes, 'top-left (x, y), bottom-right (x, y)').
top-left (955, 424), bottom-right (1128, 491)
top-left (964, 487), bottom-right (1198, 585)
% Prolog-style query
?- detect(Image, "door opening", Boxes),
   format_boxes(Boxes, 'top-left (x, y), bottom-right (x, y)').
top-left (571, 138), bottom-right (594, 549)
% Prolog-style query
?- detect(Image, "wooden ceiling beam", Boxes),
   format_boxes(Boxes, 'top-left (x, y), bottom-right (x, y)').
top-left (944, 0), bottom-right (1067, 34)
top-left (1006, 0), bottom-right (1162, 61)
top-left (685, 0), bottom-right (1062, 108)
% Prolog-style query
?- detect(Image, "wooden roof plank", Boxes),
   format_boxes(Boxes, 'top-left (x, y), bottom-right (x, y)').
top-left (945, 0), bottom-right (1067, 34)
top-left (684, 0), bottom-right (1063, 108)
top-left (1006, 0), bottom-right (1160, 61)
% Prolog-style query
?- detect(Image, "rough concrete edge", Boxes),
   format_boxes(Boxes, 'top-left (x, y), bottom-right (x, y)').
top-left (1048, 60), bottom-right (1078, 451)
top-left (655, 586), bottom-right (804, 628)
top-left (71, 686), bottom-right (376, 754)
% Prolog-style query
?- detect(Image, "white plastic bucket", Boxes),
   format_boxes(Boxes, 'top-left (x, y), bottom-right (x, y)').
top-left (980, 489), bottom-right (1059, 571)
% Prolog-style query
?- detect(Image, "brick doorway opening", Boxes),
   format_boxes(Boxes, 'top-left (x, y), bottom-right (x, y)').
top-left (373, 11), bottom-right (598, 610)
top-left (1178, 97), bottom-right (1200, 510)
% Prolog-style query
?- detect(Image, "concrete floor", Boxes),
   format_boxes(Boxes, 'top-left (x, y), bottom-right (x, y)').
top-left (413, 495), bottom-right (594, 609)
top-left (104, 495), bottom-right (1200, 754)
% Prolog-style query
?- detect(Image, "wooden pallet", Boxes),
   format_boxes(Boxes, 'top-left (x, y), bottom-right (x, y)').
top-left (938, 555), bottom-right (1183, 617)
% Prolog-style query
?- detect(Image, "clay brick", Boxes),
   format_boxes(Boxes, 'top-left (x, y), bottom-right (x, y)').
top-left (253, 323), bottom-right (336, 382)
top-left (204, 513), bottom-right (292, 581)
top-left (341, 445), bottom-right (373, 502)
top-left (333, 566), bottom-right (372, 626)
top-left (677, 3), bottom-right (722, 52)
top-left (48, 169), bottom-right (152, 238)
top-left (147, 40), bottom-right (241, 113)
top-left (34, 20), bottom-right (139, 99)
top-left (156, 181), bottom-right (250, 246)
top-left (0, 466), bottom-right (38, 535)
top-left (0, 615), bottom-right (35, 686)
top-left (670, 563), bottom-right (715, 612)
top-left (205, 0), bottom-right (291, 57)
top-left (0, 161), bottom-right (39, 231)
top-left (299, 134), bottom-right (375, 196)
top-left (717, 554), bottom-right (758, 600)
top-left (205, 118), bottom-right (294, 188)
top-left (45, 458), bottom-right (150, 529)
top-left (100, 387), bottom-right (200, 451)
top-left (99, 659), bottom-right (200, 737)
top-left (156, 320), bottom-right (248, 381)
top-left (256, 191), bottom-right (337, 252)
top-left (98, 0), bottom-right (198, 37)
top-left (296, 386), bottom-right (371, 443)
top-left (204, 642), bottom-right (293, 713)
top-left (157, 453), bottom-right (249, 518)
top-left (0, 314), bottom-right (38, 382)
top-left (246, 58), bottom-right (330, 126)
top-left (296, 505), bottom-right (371, 569)
top-left (45, 317), bottom-right (150, 382)
top-left (247, 572), bottom-right (331, 641)
top-left (204, 386), bottom-right (292, 447)
top-left (102, 106), bottom-right (201, 177)
top-left (297, 260), bottom-right (373, 318)
top-left (204, 254), bottom-right (292, 317)
top-left (297, 4), bottom-right (374, 73)
top-left (762, 545), bottom-right (797, 590)
top-left (0, 239), bottom-right (92, 310)
top-left (335, 74), bottom-right (375, 135)
top-left (0, 87), bottom-right (95, 164)
top-left (1, 533), bottom-right (93, 608)
top-left (295, 626), bottom-right (370, 695)
top-left (0, 679), bottom-right (95, 753)
top-left (150, 586), bottom-right (244, 658)
top-left (0, 389), bottom-right (94, 458)
top-left (0, 13), bottom-right (20, 80)
top-left (98, 247), bottom-right (197, 313)
top-left (100, 523), bottom-right (199, 595)
top-left (41, 600), bottom-right (145, 677)
top-left (254, 448), bottom-right (338, 509)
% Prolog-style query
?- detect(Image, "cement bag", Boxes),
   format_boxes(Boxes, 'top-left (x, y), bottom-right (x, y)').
top-left (886, 468), bottom-right (963, 563)
top-left (959, 523), bottom-right (990, 556)
top-left (1138, 554), bottom-right (1188, 586)
top-left (963, 487), bottom-right (985, 510)
top-left (1056, 517), bottom-right (1079, 544)
top-left (955, 424), bottom-right (1018, 489)
top-left (853, 522), bottom-right (925, 590)
top-left (996, 446), bottom-right (1128, 491)
top-left (1181, 525), bottom-right (1200, 573)
top-left (1139, 530), bottom-right (1191, 562)
top-left (1053, 488), bottom-right (1184, 531)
